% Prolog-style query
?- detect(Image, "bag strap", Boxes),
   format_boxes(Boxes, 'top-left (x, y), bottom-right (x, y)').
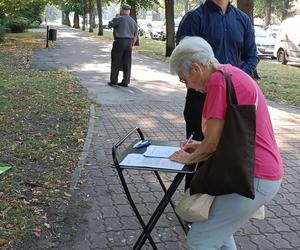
top-left (217, 70), bottom-right (238, 105)
top-left (218, 70), bottom-right (258, 109)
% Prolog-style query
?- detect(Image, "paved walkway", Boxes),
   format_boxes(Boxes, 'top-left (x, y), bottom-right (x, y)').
top-left (30, 25), bottom-right (300, 250)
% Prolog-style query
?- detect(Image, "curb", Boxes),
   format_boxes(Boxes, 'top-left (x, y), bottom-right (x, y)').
top-left (69, 104), bottom-right (95, 190)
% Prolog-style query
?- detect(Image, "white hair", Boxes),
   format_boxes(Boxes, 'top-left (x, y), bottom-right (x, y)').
top-left (170, 36), bottom-right (219, 76)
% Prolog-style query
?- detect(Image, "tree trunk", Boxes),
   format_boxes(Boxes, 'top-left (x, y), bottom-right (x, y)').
top-left (89, 0), bottom-right (93, 32)
top-left (82, 12), bottom-right (86, 31)
top-left (281, 0), bottom-right (290, 21)
top-left (237, 0), bottom-right (260, 79)
top-left (237, 0), bottom-right (254, 22)
top-left (61, 11), bottom-right (65, 25)
top-left (93, 12), bottom-right (96, 28)
top-left (127, 0), bottom-right (139, 46)
top-left (95, 0), bottom-right (103, 35)
top-left (73, 11), bottom-right (80, 28)
top-left (62, 11), bottom-right (71, 26)
top-left (265, 0), bottom-right (272, 27)
top-left (165, 0), bottom-right (175, 57)
top-left (185, 0), bottom-right (189, 13)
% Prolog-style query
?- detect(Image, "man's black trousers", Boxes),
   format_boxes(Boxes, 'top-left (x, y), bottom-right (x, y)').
top-left (110, 38), bottom-right (132, 84)
top-left (184, 88), bottom-right (206, 190)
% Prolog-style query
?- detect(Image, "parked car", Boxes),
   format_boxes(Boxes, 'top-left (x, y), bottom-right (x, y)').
top-left (273, 16), bottom-right (300, 64)
top-left (254, 26), bottom-right (276, 58)
top-left (137, 20), bottom-right (150, 36)
top-left (266, 24), bottom-right (280, 38)
top-left (144, 21), bottom-right (164, 40)
top-left (160, 19), bottom-right (181, 41)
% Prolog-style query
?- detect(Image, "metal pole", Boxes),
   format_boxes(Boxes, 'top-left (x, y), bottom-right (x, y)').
top-left (46, 25), bottom-right (49, 48)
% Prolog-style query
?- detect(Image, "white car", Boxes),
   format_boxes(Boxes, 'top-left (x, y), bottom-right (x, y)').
top-left (137, 20), bottom-right (150, 36)
top-left (145, 21), bottom-right (164, 40)
top-left (273, 16), bottom-right (300, 64)
top-left (266, 24), bottom-right (280, 38)
top-left (254, 26), bottom-right (276, 58)
top-left (160, 19), bottom-right (181, 41)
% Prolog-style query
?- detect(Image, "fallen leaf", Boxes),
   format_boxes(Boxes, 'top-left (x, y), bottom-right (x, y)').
top-left (0, 239), bottom-right (9, 246)
top-left (41, 213), bottom-right (47, 220)
top-left (44, 223), bottom-right (50, 229)
top-left (34, 231), bottom-right (40, 238)
top-left (22, 199), bottom-right (30, 205)
top-left (64, 192), bottom-right (72, 197)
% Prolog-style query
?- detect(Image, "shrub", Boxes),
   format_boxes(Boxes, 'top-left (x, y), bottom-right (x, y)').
top-left (28, 20), bottom-right (41, 29)
top-left (7, 17), bottom-right (29, 33)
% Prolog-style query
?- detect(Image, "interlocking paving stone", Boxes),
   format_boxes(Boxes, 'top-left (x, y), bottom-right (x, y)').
top-left (88, 232), bottom-right (108, 249)
top-left (249, 234), bottom-right (275, 249)
top-left (281, 231), bottom-right (300, 248)
top-left (263, 233), bottom-right (292, 249)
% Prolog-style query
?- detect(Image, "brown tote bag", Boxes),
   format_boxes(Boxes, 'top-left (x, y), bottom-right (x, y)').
top-left (190, 71), bottom-right (256, 199)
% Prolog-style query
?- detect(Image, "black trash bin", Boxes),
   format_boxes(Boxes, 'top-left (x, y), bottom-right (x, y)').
top-left (48, 29), bottom-right (57, 41)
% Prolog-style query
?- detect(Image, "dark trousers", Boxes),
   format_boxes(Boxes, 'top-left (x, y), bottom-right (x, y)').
top-left (110, 38), bottom-right (132, 84)
top-left (184, 89), bottom-right (206, 190)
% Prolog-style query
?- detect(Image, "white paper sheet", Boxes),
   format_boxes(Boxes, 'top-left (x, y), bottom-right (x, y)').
top-left (143, 145), bottom-right (180, 158)
top-left (120, 153), bottom-right (184, 171)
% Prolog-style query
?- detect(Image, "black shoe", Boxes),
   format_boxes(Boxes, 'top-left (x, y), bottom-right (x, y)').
top-left (118, 82), bottom-right (128, 87)
top-left (107, 82), bottom-right (118, 86)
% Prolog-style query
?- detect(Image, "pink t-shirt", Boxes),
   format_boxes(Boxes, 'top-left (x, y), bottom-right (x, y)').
top-left (202, 64), bottom-right (283, 180)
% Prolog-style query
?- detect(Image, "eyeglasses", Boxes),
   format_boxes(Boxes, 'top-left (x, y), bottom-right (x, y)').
top-left (179, 79), bottom-right (187, 85)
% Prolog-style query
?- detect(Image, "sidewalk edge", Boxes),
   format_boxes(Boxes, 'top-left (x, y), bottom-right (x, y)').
top-left (70, 104), bottom-right (95, 190)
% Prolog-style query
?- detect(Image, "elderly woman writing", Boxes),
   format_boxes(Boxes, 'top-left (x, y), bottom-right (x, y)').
top-left (169, 37), bottom-right (283, 250)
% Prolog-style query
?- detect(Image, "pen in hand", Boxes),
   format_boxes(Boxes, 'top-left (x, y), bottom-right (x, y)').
top-left (186, 131), bottom-right (195, 144)
top-left (171, 132), bottom-right (195, 162)
top-left (180, 132), bottom-right (195, 152)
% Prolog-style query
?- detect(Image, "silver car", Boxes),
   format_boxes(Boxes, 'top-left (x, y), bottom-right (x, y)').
top-left (254, 26), bottom-right (276, 58)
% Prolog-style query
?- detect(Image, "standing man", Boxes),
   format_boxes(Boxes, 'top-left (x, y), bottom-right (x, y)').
top-left (108, 4), bottom-right (138, 87)
top-left (176, 0), bottom-right (259, 189)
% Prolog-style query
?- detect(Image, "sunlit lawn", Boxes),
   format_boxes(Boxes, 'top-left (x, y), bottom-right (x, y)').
top-left (256, 60), bottom-right (300, 106)
top-left (93, 30), bottom-right (300, 107)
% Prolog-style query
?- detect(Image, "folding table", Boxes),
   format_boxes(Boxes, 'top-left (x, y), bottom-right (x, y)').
top-left (112, 127), bottom-right (198, 250)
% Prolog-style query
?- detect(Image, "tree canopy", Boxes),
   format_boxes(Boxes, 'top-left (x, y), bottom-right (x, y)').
top-left (0, 0), bottom-right (48, 17)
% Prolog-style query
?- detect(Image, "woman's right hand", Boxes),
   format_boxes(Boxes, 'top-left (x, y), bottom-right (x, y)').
top-left (180, 140), bottom-right (200, 153)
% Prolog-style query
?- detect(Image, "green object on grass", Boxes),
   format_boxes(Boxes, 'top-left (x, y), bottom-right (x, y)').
top-left (0, 165), bottom-right (12, 175)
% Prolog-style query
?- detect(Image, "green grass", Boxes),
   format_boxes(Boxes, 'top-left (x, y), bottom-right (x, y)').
top-left (256, 60), bottom-right (300, 106)
top-left (0, 32), bottom-right (91, 246)
top-left (93, 31), bottom-right (300, 107)
top-left (79, 198), bottom-right (92, 209)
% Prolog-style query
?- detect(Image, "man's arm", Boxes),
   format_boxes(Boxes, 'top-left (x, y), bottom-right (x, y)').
top-left (108, 17), bottom-right (120, 29)
top-left (240, 17), bottom-right (259, 76)
top-left (132, 22), bottom-right (138, 46)
top-left (132, 35), bottom-right (137, 46)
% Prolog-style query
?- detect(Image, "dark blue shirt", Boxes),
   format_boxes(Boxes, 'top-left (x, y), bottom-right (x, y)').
top-left (176, 0), bottom-right (259, 76)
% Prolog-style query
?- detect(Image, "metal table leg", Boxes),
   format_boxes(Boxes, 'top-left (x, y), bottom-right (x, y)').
top-left (133, 173), bottom-right (184, 250)
top-left (154, 171), bottom-right (188, 235)
top-left (116, 168), bottom-right (158, 249)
